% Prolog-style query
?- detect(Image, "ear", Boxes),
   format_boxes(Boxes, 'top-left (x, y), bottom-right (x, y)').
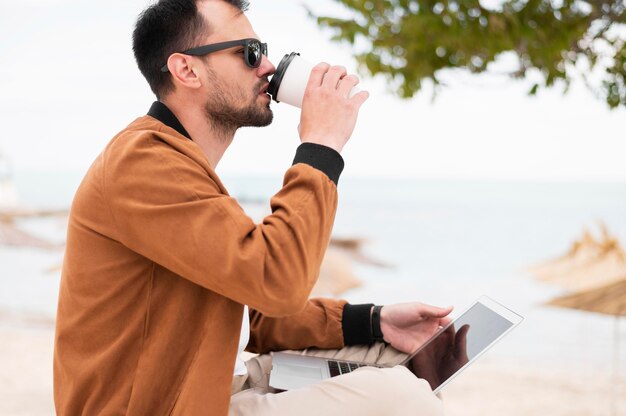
top-left (166, 53), bottom-right (202, 90)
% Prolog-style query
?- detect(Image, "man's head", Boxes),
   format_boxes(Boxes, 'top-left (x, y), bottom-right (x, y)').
top-left (133, 0), bottom-right (275, 130)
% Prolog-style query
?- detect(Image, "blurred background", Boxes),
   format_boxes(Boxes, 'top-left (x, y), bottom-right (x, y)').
top-left (1, 0), bottom-right (625, 415)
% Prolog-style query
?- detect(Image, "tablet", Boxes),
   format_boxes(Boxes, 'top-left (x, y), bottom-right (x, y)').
top-left (401, 296), bottom-right (523, 394)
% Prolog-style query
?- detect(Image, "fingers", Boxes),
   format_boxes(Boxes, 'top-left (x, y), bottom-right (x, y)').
top-left (350, 90), bottom-right (370, 107)
top-left (300, 62), bottom-right (368, 153)
top-left (439, 316), bottom-right (453, 328)
top-left (306, 62), bottom-right (331, 89)
top-left (321, 65), bottom-right (347, 90)
top-left (335, 71), bottom-right (369, 108)
top-left (337, 74), bottom-right (359, 96)
top-left (310, 64), bottom-right (364, 99)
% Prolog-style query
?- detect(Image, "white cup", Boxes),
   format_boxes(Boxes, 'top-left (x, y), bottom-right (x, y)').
top-left (267, 52), bottom-right (364, 108)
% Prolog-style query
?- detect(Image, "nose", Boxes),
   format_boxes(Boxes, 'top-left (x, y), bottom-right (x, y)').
top-left (257, 54), bottom-right (275, 78)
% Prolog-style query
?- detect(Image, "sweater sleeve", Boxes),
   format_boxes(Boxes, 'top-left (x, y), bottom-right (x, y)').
top-left (247, 300), bottom-right (377, 353)
top-left (98, 132), bottom-right (341, 317)
top-left (246, 298), bottom-right (347, 353)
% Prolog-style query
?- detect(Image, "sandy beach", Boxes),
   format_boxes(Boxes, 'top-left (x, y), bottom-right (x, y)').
top-left (2, 177), bottom-right (626, 415)
top-left (1, 322), bottom-right (55, 416)
top-left (2, 316), bottom-right (624, 416)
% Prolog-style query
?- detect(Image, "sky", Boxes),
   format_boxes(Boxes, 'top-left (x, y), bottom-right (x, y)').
top-left (0, 0), bottom-right (624, 181)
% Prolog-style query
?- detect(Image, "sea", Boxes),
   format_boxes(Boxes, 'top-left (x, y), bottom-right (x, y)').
top-left (2, 170), bottom-right (626, 377)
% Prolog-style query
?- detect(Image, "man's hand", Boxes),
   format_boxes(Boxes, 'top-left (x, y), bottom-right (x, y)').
top-left (298, 63), bottom-right (369, 153)
top-left (408, 323), bottom-right (470, 390)
top-left (379, 303), bottom-right (454, 354)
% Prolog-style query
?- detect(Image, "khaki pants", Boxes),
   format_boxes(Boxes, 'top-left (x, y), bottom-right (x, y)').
top-left (229, 343), bottom-right (444, 416)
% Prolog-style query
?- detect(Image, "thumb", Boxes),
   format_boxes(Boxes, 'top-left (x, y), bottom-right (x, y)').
top-left (422, 304), bottom-right (453, 318)
top-left (455, 324), bottom-right (470, 360)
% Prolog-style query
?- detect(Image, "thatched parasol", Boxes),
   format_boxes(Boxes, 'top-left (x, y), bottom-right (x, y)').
top-left (528, 224), bottom-right (626, 292)
top-left (0, 221), bottom-right (61, 250)
top-left (542, 240), bottom-right (626, 292)
top-left (546, 278), bottom-right (626, 416)
top-left (547, 278), bottom-right (626, 316)
top-left (311, 248), bottom-right (363, 297)
top-left (528, 228), bottom-right (601, 282)
top-left (310, 237), bottom-right (392, 297)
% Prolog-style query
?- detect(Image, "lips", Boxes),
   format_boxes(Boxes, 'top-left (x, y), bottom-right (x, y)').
top-left (258, 82), bottom-right (269, 95)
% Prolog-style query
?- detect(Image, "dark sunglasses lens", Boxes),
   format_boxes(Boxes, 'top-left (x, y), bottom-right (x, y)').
top-left (246, 41), bottom-right (262, 67)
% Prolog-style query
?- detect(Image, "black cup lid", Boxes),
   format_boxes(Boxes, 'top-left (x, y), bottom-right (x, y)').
top-left (267, 52), bottom-right (300, 103)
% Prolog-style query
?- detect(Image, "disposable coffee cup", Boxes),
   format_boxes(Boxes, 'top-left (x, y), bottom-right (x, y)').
top-left (267, 52), bottom-right (364, 108)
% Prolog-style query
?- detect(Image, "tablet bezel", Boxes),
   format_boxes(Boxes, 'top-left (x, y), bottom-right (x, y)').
top-left (400, 295), bottom-right (524, 393)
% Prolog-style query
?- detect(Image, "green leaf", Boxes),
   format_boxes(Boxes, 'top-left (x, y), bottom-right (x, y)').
top-left (308, 0), bottom-right (626, 109)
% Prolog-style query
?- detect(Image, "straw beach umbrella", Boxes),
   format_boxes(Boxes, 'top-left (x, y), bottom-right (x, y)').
top-left (0, 221), bottom-right (60, 250)
top-left (528, 224), bottom-right (626, 292)
top-left (541, 239), bottom-right (626, 292)
top-left (547, 278), bottom-right (626, 316)
top-left (310, 237), bottom-right (393, 297)
top-left (546, 279), bottom-right (626, 416)
top-left (311, 248), bottom-right (363, 297)
top-left (527, 228), bottom-right (602, 282)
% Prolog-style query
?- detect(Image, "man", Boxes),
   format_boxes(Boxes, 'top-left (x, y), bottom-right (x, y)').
top-left (53, 0), bottom-right (454, 414)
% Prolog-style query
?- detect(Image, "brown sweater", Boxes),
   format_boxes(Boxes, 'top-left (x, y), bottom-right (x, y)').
top-left (53, 105), bottom-right (369, 415)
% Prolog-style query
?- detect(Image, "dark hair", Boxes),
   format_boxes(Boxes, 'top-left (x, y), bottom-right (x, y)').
top-left (132, 0), bottom-right (250, 99)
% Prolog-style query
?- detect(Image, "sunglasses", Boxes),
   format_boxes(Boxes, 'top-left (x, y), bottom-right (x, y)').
top-left (161, 38), bottom-right (268, 72)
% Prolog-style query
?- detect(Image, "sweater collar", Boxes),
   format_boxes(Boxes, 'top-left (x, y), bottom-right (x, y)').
top-left (147, 101), bottom-right (192, 141)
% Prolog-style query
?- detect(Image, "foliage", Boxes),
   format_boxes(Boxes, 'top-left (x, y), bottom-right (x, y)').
top-left (311, 0), bottom-right (626, 108)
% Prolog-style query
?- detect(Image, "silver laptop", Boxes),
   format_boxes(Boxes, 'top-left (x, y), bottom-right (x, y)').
top-left (269, 296), bottom-right (523, 394)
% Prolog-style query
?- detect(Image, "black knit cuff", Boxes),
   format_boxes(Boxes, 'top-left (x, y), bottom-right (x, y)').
top-left (342, 303), bottom-right (374, 346)
top-left (292, 143), bottom-right (344, 186)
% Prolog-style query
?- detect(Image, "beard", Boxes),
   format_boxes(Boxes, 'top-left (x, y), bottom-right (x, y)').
top-left (203, 68), bottom-right (273, 133)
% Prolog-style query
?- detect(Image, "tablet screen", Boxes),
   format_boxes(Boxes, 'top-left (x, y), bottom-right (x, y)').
top-left (405, 298), bottom-right (522, 393)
